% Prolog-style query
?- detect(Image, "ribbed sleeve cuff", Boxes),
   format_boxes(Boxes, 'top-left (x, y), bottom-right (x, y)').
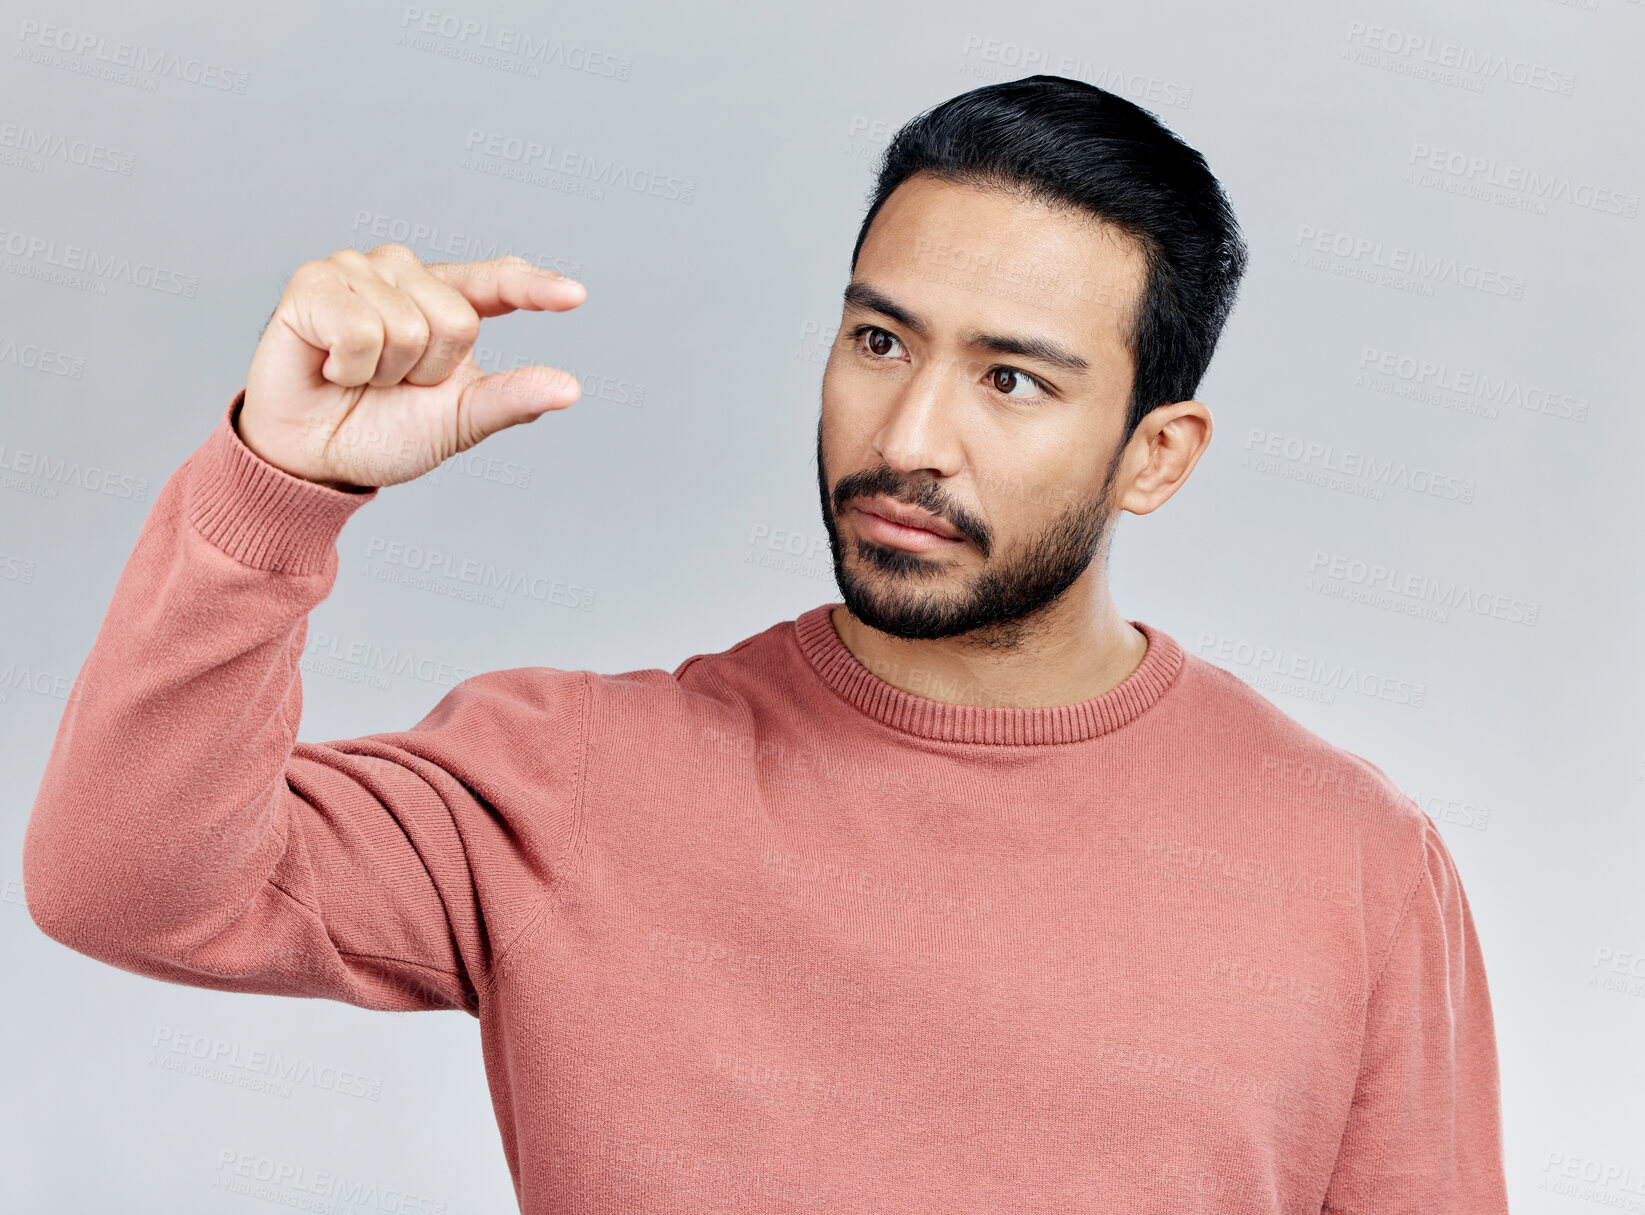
top-left (184, 389), bottom-right (378, 575)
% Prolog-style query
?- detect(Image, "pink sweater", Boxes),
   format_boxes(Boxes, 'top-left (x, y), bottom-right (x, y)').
top-left (24, 390), bottom-right (1509, 1214)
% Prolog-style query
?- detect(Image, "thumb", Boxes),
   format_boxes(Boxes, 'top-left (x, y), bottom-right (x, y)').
top-left (456, 364), bottom-right (582, 445)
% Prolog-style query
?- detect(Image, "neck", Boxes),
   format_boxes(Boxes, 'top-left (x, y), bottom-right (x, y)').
top-left (828, 578), bottom-right (1148, 710)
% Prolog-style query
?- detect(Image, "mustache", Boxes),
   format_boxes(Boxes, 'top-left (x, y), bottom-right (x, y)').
top-left (831, 466), bottom-right (992, 557)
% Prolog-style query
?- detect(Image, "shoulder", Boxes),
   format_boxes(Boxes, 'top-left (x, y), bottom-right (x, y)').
top-left (1163, 642), bottom-right (1462, 983)
top-left (556, 613), bottom-right (800, 732)
top-left (1175, 646), bottom-right (1425, 822)
top-left (393, 664), bottom-right (591, 737)
top-left (395, 614), bottom-right (801, 764)
top-left (669, 615), bottom-right (792, 685)
top-left (1165, 644), bottom-right (1436, 909)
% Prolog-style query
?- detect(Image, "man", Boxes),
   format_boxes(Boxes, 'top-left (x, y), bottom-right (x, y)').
top-left (24, 75), bottom-right (1508, 1213)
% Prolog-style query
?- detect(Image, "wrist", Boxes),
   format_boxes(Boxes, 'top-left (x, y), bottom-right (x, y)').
top-left (188, 389), bottom-right (379, 574)
top-left (230, 394), bottom-right (374, 494)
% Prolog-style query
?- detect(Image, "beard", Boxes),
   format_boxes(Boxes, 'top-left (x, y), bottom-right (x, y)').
top-left (815, 417), bottom-right (1125, 649)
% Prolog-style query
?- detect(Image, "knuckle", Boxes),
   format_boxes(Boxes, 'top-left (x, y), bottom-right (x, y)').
top-left (337, 319), bottom-right (383, 356)
top-left (367, 242), bottom-right (420, 264)
top-left (289, 259), bottom-right (334, 292)
top-left (440, 307), bottom-right (482, 345)
top-left (387, 326), bottom-right (432, 358)
top-left (385, 299), bottom-right (432, 345)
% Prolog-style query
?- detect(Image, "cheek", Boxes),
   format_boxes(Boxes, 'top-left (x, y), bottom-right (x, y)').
top-left (819, 357), bottom-right (886, 446)
top-left (978, 445), bottom-right (1094, 523)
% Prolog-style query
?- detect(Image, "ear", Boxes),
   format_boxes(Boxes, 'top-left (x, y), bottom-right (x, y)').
top-left (1113, 399), bottom-right (1213, 516)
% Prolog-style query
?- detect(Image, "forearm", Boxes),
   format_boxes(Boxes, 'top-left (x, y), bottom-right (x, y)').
top-left (22, 389), bottom-right (378, 961)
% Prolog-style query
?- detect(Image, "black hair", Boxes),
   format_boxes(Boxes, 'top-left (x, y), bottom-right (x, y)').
top-left (851, 74), bottom-right (1247, 442)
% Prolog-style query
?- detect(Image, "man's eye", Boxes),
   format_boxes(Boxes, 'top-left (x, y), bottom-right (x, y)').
top-left (850, 326), bottom-right (1049, 401)
top-left (854, 325), bottom-right (902, 358)
top-left (990, 367), bottom-right (1047, 400)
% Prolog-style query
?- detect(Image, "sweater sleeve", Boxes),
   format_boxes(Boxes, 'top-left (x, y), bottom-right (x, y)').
top-left (1321, 815), bottom-right (1509, 1214)
top-left (21, 389), bottom-right (589, 1017)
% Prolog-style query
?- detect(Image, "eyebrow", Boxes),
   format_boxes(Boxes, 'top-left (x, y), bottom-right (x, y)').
top-left (841, 280), bottom-right (1091, 375)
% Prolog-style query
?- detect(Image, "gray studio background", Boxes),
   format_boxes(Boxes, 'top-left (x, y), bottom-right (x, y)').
top-left (2, 0), bottom-right (1641, 1210)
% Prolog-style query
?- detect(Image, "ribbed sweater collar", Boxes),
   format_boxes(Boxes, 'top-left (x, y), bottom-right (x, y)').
top-left (792, 603), bottom-right (1184, 746)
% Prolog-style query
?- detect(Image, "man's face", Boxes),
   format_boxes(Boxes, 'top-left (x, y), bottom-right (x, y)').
top-left (817, 172), bottom-right (1149, 645)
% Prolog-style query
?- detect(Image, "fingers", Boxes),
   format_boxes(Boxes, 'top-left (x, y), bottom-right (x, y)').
top-left (328, 249), bottom-right (438, 387)
top-left (285, 259), bottom-right (389, 388)
top-left (359, 245), bottom-right (483, 386)
top-left (422, 253), bottom-right (586, 319)
top-left (458, 364), bottom-right (582, 447)
top-left (293, 246), bottom-right (585, 391)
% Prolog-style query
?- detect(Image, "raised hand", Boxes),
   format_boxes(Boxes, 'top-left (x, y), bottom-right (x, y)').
top-left (240, 244), bottom-right (586, 490)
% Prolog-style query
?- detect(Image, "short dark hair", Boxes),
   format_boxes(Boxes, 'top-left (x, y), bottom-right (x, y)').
top-left (851, 74), bottom-right (1247, 442)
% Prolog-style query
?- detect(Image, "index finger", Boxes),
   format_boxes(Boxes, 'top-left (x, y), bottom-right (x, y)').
top-left (423, 255), bottom-right (586, 318)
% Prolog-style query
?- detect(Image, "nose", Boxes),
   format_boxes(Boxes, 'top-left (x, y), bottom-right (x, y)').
top-left (871, 354), bottom-right (965, 481)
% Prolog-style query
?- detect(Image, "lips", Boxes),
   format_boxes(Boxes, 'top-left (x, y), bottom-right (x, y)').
top-left (851, 495), bottom-right (963, 540)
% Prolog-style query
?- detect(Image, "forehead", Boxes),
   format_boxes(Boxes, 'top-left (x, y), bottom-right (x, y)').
top-left (854, 173), bottom-right (1147, 345)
